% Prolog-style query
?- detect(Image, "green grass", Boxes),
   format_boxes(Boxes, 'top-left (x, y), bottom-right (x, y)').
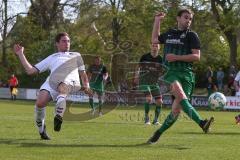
top-left (0, 99), bottom-right (240, 160)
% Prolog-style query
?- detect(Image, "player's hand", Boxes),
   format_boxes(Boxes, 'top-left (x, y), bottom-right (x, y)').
top-left (154, 12), bottom-right (165, 21)
top-left (13, 44), bottom-right (24, 56)
top-left (166, 54), bottom-right (178, 62)
top-left (81, 87), bottom-right (93, 96)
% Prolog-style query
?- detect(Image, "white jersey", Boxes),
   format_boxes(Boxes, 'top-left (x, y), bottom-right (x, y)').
top-left (35, 52), bottom-right (85, 87)
top-left (235, 71), bottom-right (240, 86)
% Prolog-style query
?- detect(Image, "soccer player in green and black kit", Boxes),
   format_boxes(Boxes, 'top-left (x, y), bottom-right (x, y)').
top-left (148, 9), bottom-right (214, 144)
top-left (134, 43), bottom-right (163, 125)
top-left (87, 56), bottom-right (108, 116)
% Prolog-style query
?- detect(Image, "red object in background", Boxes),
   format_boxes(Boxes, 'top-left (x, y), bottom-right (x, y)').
top-left (9, 75), bottom-right (18, 87)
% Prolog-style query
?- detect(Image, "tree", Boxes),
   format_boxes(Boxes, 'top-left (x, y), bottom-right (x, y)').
top-left (210, 0), bottom-right (240, 66)
top-left (0, 0), bottom-right (27, 66)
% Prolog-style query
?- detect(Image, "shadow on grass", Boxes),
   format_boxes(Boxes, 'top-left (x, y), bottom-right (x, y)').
top-left (0, 138), bottom-right (190, 150)
top-left (179, 131), bottom-right (240, 135)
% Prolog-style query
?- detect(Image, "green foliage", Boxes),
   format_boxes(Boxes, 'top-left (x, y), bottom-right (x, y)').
top-left (1, 0), bottom-right (239, 88)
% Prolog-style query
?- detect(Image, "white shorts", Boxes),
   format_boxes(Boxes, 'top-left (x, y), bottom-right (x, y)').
top-left (40, 80), bottom-right (82, 101)
top-left (40, 81), bottom-right (59, 101)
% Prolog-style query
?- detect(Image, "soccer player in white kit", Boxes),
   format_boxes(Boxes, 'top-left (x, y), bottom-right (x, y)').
top-left (13, 32), bottom-right (91, 140)
top-left (234, 71), bottom-right (240, 124)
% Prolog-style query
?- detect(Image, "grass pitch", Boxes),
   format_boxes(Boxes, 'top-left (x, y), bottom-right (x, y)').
top-left (0, 99), bottom-right (240, 160)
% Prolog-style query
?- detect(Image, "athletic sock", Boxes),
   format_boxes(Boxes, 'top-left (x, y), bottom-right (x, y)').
top-left (144, 102), bottom-right (150, 116)
top-left (158, 111), bottom-right (178, 134)
top-left (180, 99), bottom-right (202, 125)
top-left (89, 97), bottom-right (94, 109)
top-left (35, 106), bottom-right (46, 133)
top-left (153, 105), bottom-right (162, 122)
top-left (55, 94), bottom-right (66, 117)
top-left (98, 99), bottom-right (103, 113)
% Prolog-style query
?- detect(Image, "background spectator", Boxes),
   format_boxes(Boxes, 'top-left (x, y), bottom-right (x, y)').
top-left (206, 66), bottom-right (214, 83)
top-left (8, 74), bottom-right (18, 100)
top-left (216, 67), bottom-right (224, 91)
top-left (234, 70), bottom-right (240, 96)
top-left (206, 77), bottom-right (217, 97)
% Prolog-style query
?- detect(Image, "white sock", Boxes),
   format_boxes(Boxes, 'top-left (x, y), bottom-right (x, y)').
top-left (55, 94), bottom-right (66, 117)
top-left (35, 106), bottom-right (46, 133)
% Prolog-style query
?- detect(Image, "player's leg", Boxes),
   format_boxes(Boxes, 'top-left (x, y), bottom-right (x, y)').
top-left (152, 85), bottom-right (162, 125)
top-left (10, 86), bottom-right (14, 100)
top-left (153, 97), bottom-right (162, 125)
top-left (144, 93), bottom-right (152, 125)
top-left (139, 85), bottom-right (151, 124)
top-left (147, 99), bottom-right (180, 144)
top-left (235, 114), bottom-right (240, 124)
top-left (97, 91), bottom-right (104, 116)
top-left (174, 80), bottom-right (214, 133)
top-left (54, 82), bottom-right (70, 131)
top-left (35, 89), bottom-right (51, 140)
top-left (89, 83), bottom-right (95, 112)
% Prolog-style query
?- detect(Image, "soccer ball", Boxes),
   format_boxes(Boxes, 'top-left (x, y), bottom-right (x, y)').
top-left (208, 92), bottom-right (227, 110)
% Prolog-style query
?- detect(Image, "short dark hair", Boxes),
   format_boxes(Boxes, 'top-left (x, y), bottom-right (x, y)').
top-left (177, 9), bottom-right (194, 17)
top-left (55, 32), bottom-right (69, 43)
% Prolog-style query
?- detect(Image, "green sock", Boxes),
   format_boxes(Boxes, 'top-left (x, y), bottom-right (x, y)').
top-left (144, 102), bottom-right (150, 116)
top-left (89, 98), bottom-right (94, 109)
top-left (98, 100), bottom-right (102, 112)
top-left (154, 105), bottom-right (162, 122)
top-left (180, 99), bottom-right (202, 125)
top-left (158, 111), bottom-right (178, 134)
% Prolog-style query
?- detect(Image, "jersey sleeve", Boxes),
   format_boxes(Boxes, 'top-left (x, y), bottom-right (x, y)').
top-left (139, 55), bottom-right (144, 63)
top-left (158, 32), bottom-right (168, 44)
top-left (102, 65), bottom-right (107, 74)
top-left (76, 53), bottom-right (85, 71)
top-left (188, 32), bottom-right (201, 49)
top-left (34, 55), bottom-right (52, 73)
top-left (139, 55), bottom-right (146, 68)
top-left (235, 72), bottom-right (240, 81)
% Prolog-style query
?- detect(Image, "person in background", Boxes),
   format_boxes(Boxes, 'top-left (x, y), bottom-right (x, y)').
top-left (216, 67), bottom-right (224, 91)
top-left (87, 56), bottom-right (108, 116)
top-left (206, 77), bottom-right (217, 98)
top-left (134, 43), bottom-right (163, 125)
top-left (8, 74), bottom-right (19, 100)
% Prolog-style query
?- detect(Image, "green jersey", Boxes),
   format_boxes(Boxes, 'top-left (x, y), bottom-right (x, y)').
top-left (88, 64), bottom-right (107, 84)
top-left (139, 53), bottom-right (163, 85)
top-left (158, 29), bottom-right (200, 72)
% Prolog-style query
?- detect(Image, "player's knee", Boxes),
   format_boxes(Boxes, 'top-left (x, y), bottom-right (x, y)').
top-left (172, 107), bottom-right (181, 116)
top-left (146, 95), bottom-right (152, 103)
top-left (57, 83), bottom-right (70, 95)
top-left (36, 100), bottom-right (47, 108)
top-left (171, 81), bottom-right (187, 100)
top-left (155, 96), bottom-right (163, 105)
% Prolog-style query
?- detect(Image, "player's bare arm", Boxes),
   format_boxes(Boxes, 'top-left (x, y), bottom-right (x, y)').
top-left (80, 70), bottom-right (92, 95)
top-left (133, 65), bottom-right (140, 85)
top-left (234, 80), bottom-right (239, 91)
top-left (103, 72), bottom-right (108, 81)
top-left (166, 49), bottom-right (200, 62)
top-left (13, 44), bottom-right (38, 75)
top-left (87, 71), bottom-right (92, 82)
top-left (152, 12), bottom-right (165, 44)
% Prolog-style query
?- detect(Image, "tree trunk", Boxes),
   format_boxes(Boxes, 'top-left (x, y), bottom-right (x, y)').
top-left (112, 17), bottom-right (120, 45)
top-left (225, 31), bottom-right (237, 66)
top-left (2, 0), bottom-right (8, 66)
